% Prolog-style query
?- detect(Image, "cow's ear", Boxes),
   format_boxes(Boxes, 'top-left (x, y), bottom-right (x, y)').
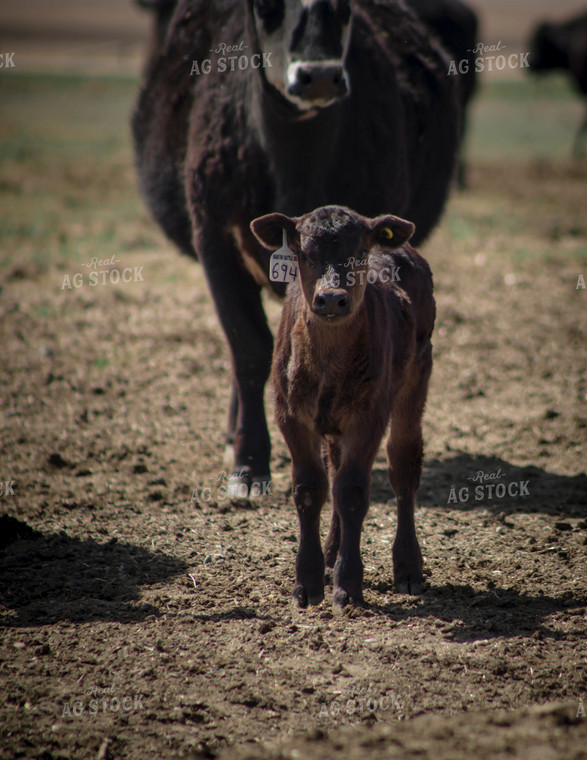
top-left (367, 215), bottom-right (415, 250)
top-left (250, 213), bottom-right (298, 250)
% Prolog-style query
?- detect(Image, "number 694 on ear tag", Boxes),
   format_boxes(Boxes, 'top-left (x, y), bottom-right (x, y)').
top-left (270, 230), bottom-right (298, 283)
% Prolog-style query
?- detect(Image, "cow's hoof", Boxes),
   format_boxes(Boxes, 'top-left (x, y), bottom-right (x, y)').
top-left (226, 470), bottom-right (272, 499)
top-left (223, 444), bottom-right (235, 468)
top-left (249, 475), bottom-right (272, 499)
top-left (226, 476), bottom-right (251, 500)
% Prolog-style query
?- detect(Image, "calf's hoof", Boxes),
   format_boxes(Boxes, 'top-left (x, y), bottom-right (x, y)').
top-left (393, 569), bottom-right (425, 595)
top-left (292, 583), bottom-right (324, 608)
top-left (332, 586), bottom-right (364, 610)
top-left (393, 541), bottom-right (424, 595)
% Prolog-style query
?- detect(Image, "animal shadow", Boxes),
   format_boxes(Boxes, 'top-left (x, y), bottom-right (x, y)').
top-left (371, 452), bottom-right (587, 515)
top-left (0, 515), bottom-right (186, 627)
top-left (366, 581), bottom-right (584, 643)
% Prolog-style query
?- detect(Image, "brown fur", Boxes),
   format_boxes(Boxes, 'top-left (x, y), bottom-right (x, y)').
top-left (251, 205), bottom-right (435, 608)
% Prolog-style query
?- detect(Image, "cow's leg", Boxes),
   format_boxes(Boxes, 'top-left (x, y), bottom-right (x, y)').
top-left (324, 438), bottom-right (341, 579)
top-left (387, 352), bottom-right (432, 595)
top-left (193, 228), bottom-right (273, 490)
top-left (456, 110), bottom-right (470, 190)
top-left (224, 377), bottom-right (239, 466)
top-left (572, 109), bottom-right (587, 158)
top-left (281, 419), bottom-right (328, 606)
top-left (331, 438), bottom-right (379, 608)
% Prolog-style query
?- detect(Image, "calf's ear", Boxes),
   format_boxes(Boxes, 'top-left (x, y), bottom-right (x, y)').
top-left (250, 213), bottom-right (299, 250)
top-left (367, 215), bottom-right (415, 250)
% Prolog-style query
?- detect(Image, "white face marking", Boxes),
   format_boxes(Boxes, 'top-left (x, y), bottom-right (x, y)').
top-left (254, 0), bottom-right (353, 111)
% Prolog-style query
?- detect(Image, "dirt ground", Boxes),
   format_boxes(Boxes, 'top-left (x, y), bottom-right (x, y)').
top-left (1, 136), bottom-right (586, 759)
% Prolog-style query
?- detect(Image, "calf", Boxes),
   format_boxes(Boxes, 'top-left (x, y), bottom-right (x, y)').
top-left (251, 205), bottom-right (435, 608)
top-left (528, 11), bottom-right (587, 156)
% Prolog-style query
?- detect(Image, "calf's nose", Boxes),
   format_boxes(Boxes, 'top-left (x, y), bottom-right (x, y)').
top-left (312, 290), bottom-right (350, 317)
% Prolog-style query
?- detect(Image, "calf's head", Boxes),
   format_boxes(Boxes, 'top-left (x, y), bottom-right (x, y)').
top-left (249, 0), bottom-right (353, 109)
top-left (251, 205), bottom-right (415, 324)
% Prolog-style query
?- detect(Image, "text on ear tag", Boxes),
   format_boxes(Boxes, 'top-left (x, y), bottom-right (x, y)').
top-left (270, 229), bottom-right (298, 283)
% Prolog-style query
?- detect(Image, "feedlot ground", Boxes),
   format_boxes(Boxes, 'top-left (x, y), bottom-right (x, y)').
top-left (1, 113), bottom-right (587, 757)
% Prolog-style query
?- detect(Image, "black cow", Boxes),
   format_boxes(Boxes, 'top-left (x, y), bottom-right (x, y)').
top-left (132, 0), bottom-right (460, 494)
top-left (406, 0), bottom-right (479, 187)
top-left (136, 0), bottom-right (177, 69)
top-left (528, 10), bottom-right (587, 156)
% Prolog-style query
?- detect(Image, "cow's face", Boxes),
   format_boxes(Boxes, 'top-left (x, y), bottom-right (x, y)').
top-left (251, 206), bottom-right (415, 325)
top-left (251, 0), bottom-right (353, 109)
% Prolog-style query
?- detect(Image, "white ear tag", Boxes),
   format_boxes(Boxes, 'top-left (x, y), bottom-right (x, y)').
top-left (269, 229), bottom-right (298, 283)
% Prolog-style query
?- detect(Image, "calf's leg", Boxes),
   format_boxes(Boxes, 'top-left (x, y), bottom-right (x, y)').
top-left (387, 354), bottom-right (432, 595)
top-left (281, 421), bottom-right (329, 606)
top-left (323, 438), bottom-right (341, 577)
top-left (323, 510), bottom-right (340, 582)
top-left (331, 443), bottom-right (379, 608)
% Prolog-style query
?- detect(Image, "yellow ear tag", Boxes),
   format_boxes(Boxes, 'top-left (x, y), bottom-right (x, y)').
top-left (381, 227), bottom-right (394, 240)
